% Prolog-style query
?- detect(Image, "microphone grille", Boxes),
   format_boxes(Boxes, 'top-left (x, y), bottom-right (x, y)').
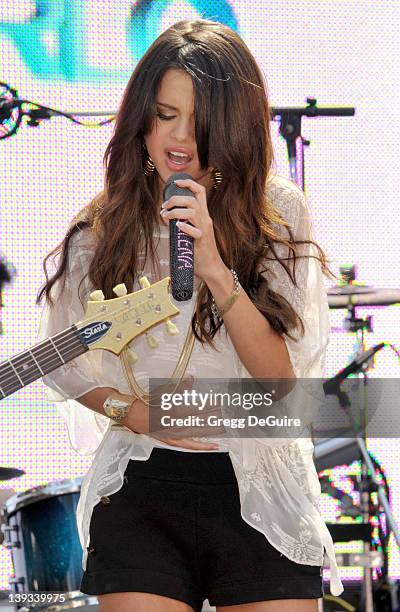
top-left (163, 172), bottom-right (193, 201)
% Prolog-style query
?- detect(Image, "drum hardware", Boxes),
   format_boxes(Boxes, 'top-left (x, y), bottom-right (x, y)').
top-left (0, 486), bottom-right (19, 546)
top-left (327, 523), bottom-right (373, 544)
top-left (8, 575), bottom-right (25, 590)
top-left (3, 478), bottom-right (84, 599)
top-left (327, 264), bottom-right (400, 312)
top-left (3, 517), bottom-right (25, 592)
top-left (314, 437), bottom-right (360, 473)
top-left (323, 551), bottom-right (383, 569)
top-left (321, 264), bottom-right (400, 611)
top-left (0, 467), bottom-right (25, 481)
top-left (2, 523), bottom-right (21, 548)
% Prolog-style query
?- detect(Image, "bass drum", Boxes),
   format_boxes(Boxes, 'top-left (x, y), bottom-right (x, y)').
top-left (3, 478), bottom-right (85, 595)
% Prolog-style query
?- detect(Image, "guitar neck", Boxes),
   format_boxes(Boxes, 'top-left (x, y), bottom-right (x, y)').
top-left (0, 276), bottom-right (180, 402)
top-left (0, 325), bottom-right (88, 400)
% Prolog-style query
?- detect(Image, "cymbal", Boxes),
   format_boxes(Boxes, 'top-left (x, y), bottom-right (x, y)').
top-left (0, 467), bottom-right (24, 481)
top-left (328, 284), bottom-right (400, 309)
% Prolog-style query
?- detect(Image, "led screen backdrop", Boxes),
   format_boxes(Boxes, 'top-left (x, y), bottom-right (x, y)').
top-left (0, 0), bottom-right (399, 590)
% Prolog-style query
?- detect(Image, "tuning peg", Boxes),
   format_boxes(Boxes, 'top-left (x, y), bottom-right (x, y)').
top-left (89, 290), bottom-right (105, 301)
top-left (113, 283), bottom-right (127, 297)
top-left (146, 332), bottom-right (159, 349)
top-left (139, 276), bottom-right (151, 289)
top-left (165, 317), bottom-right (179, 335)
top-left (126, 348), bottom-right (139, 364)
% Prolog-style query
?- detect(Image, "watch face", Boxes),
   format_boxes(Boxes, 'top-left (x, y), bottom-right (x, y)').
top-left (104, 398), bottom-right (130, 421)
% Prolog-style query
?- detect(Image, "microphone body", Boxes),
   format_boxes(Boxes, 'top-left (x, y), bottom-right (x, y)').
top-left (163, 172), bottom-right (194, 301)
top-left (324, 342), bottom-right (385, 396)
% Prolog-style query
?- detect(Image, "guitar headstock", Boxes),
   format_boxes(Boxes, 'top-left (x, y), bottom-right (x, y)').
top-left (75, 277), bottom-right (180, 355)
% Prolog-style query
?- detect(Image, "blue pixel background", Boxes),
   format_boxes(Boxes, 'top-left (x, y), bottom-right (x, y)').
top-left (0, 0), bottom-right (399, 590)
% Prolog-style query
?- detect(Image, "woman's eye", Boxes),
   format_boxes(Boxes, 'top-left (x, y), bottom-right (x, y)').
top-left (157, 112), bottom-right (175, 121)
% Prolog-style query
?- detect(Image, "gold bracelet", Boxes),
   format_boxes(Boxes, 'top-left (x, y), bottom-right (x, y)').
top-left (103, 392), bottom-right (137, 423)
top-left (210, 269), bottom-right (240, 320)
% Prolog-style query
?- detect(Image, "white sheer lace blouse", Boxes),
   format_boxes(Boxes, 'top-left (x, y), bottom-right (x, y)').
top-left (37, 174), bottom-right (343, 596)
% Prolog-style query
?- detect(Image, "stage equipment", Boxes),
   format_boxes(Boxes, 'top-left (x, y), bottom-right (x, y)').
top-left (0, 82), bottom-right (115, 140)
top-left (319, 264), bottom-right (400, 611)
top-left (0, 255), bottom-right (15, 336)
top-left (0, 468), bottom-right (24, 481)
top-left (272, 97), bottom-right (355, 190)
top-left (2, 478), bottom-right (83, 593)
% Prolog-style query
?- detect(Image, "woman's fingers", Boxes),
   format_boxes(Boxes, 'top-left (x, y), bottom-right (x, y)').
top-left (162, 195), bottom-right (197, 210)
top-left (161, 207), bottom-right (194, 220)
top-left (154, 436), bottom-right (219, 451)
top-left (176, 222), bottom-right (202, 238)
top-left (149, 376), bottom-right (226, 444)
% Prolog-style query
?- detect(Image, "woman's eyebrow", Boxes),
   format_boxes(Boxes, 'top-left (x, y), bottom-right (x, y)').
top-left (157, 101), bottom-right (179, 111)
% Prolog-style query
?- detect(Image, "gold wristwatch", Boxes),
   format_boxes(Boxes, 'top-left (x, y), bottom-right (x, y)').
top-left (103, 393), bottom-right (133, 423)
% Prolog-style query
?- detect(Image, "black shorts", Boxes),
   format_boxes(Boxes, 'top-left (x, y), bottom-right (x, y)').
top-left (81, 448), bottom-right (323, 611)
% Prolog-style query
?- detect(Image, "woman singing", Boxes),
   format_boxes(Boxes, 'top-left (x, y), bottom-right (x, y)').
top-left (38, 19), bottom-right (343, 612)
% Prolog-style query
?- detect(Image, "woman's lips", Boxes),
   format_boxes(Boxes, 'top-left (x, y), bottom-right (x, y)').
top-left (164, 152), bottom-right (192, 171)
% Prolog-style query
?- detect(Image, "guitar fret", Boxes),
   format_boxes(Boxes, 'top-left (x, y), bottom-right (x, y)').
top-left (29, 350), bottom-right (44, 376)
top-left (32, 328), bottom-right (85, 371)
top-left (49, 337), bottom-right (66, 364)
top-left (32, 347), bottom-right (82, 374)
top-left (11, 351), bottom-right (44, 385)
top-left (0, 362), bottom-right (21, 388)
top-left (9, 361), bottom-right (24, 387)
top-left (0, 360), bottom-right (37, 386)
top-left (0, 326), bottom-right (88, 399)
top-left (0, 361), bottom-right (24, 397)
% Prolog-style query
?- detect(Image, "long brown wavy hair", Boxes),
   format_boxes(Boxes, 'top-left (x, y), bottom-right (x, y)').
top-left (37, 19), bottom-right (335, 348)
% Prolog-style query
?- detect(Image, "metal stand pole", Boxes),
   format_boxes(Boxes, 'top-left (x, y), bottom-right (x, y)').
top-left (272, 97), bottom-right (355, 191)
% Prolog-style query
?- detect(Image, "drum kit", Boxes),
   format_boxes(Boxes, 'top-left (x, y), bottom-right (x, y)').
top-left (0, 476), bottom-right (98, 611)
top-left (317, 265), bottom-right (400, 612)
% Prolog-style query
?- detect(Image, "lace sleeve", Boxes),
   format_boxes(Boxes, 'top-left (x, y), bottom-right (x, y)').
top-left (234, 180), bottom-right (330, 380)
top-left (263, 183), bottom-right (330, 379)
top-left (37, 228), bottom-right (110, 454)
top-left (231, 179), bottom-right (330, 435)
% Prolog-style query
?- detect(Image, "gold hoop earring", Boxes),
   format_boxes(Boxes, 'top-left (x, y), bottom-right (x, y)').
top-left (142, 144), bottom-right (156, 176)
top-left (212, 167), bottom-right (223, 190)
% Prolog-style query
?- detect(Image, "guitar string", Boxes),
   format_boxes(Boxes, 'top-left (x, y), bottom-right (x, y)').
top-left (0, 285), bottom-right (197, 393)
top-left (0, 314), bottom-right (195, 392)
top-left (0, 283), bottom-right (178, 376)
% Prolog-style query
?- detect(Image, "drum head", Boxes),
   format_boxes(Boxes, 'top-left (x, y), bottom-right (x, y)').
top-left (5, 477), bottom-right (82, 515)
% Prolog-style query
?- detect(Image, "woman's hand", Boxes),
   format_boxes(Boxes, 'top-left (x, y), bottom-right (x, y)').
top-left (122, 376), bottom-right (224, 451)
top-left (160, 178), bottom-right (227, 283)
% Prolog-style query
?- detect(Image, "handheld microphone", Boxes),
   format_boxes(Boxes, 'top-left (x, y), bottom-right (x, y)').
top-left (163, 172), bottom-right (194, 301)
top-left (324, 342), bottom-right (385, 396)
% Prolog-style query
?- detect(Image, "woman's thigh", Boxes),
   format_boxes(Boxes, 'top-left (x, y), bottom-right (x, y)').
top-left (216, 598), bottom-right (320, 612)
top-left (98, 591), bottom-right (196, 612)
